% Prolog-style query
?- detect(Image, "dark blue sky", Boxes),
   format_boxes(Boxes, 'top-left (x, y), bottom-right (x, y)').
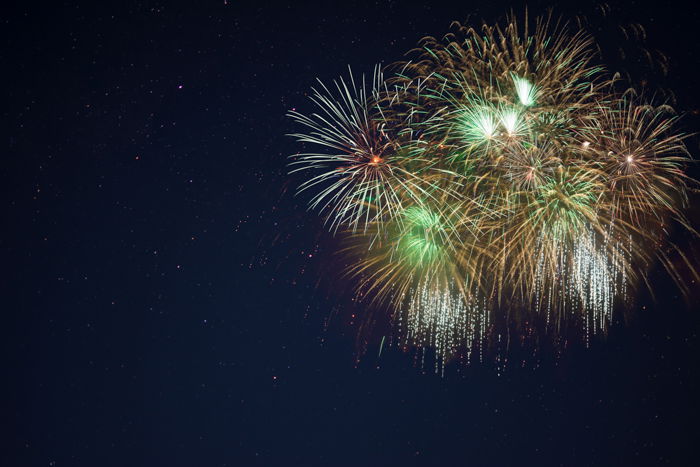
top-left (4, 1), bottom-right (700, 465)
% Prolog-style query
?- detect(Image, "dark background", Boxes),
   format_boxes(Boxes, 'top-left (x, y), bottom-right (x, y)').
top-left (4, 1), bottom-right (700, 465)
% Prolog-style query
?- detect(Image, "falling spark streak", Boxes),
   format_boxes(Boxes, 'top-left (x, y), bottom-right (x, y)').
top-left (400, 282), bottom-right (489, 373)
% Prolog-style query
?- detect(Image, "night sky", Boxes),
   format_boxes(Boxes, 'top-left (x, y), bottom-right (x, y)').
top-left (5, 1), bottom-right (700, 465)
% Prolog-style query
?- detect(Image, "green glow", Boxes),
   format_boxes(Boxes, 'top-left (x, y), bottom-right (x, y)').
top-left (400, 206), bottom-right (444, 265)
top-left (513, 76), bottom-right (536, 106)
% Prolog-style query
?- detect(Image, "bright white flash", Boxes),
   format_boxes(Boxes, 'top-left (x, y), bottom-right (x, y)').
top-left (500, 110), bottom-right (520, 135)
top-left (513, 76), bottom-right (536, 106)
top-left (476, 112), bottom-right (496, 139)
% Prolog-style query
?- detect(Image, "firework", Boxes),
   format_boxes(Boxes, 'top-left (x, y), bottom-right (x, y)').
top-left (288, 13), bottom-right (695, 366)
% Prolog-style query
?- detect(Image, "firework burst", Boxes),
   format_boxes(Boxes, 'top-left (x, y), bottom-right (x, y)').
top-left (287, 13), bottom-right (695, 367)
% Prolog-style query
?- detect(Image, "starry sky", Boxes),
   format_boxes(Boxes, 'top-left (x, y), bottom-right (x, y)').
top-left (5, 1), bottom-right (700, 465)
